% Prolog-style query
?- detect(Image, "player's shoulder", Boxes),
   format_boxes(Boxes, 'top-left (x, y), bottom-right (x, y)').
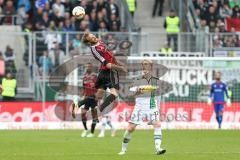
top-left (220, 81), bottom-right (227, 86)
top-left (211, 82), bottom-right (216, 86)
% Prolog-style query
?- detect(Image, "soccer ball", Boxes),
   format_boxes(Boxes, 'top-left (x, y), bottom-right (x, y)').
top-left (72, 6), bottom-right (85, 19)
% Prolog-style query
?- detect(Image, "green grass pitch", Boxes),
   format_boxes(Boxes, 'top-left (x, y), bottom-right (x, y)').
top-left (0, 130), bottom-right (240, 160)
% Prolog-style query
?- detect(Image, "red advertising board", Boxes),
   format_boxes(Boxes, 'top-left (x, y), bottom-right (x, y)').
top-left (0, 102), bottom-right (240, 123)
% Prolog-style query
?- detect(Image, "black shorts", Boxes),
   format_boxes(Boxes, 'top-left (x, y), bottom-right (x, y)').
top-left (82, 96), bottom-right (97, 110)
top-left (95, 69), bottom-right (119, 90)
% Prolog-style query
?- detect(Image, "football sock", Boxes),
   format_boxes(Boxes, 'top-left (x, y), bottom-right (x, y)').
top-left (82, 120), bottom-right (88, 130)
top-left (154, 127), bottom-right (162, 152)
top-left (100, 118), bottom-right (107, 134)
top-left (99, 94), bottom-right (117, 112)
top-left (91, 119), bottom-right (98, 134)
top-left (121, 130), bottom-right (132, 152)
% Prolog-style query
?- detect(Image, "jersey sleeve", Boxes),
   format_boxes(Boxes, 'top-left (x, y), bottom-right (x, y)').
top-left (90, 46), bottom-right (108, 65)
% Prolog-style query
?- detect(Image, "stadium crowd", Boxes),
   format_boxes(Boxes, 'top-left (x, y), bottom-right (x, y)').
top-left (0, 0), bottom-right (121, 32)
top-left (193, 0), bottom-right (240, 48)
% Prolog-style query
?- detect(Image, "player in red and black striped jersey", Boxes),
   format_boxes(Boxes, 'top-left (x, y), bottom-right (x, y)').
top-left (81, 32), bottom-right (127, 113)
top-left (72, 63), bottom-right (99, 137)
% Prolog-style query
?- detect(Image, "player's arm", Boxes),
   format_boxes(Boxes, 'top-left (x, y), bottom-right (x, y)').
top-left (92, 47), bottom-right (127, 72)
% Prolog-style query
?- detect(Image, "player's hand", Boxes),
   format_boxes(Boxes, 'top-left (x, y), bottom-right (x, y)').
top-left (207, 98), bottom-right (212, 105)
top-left (226, 98), bottom-right (231, 107)
top-left (135, 88), bottom-right (144, 95)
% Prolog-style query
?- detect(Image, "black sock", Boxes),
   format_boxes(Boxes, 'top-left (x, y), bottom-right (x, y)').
top-left (91, 119), bottom-right (98, 133)
top-left (82, 120), bottom-right (88, 130)
top-left (99, 94), bottom-right (117, 112)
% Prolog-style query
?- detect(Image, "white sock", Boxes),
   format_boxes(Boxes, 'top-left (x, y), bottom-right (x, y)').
top-left (100, 118), bottom-right (107, 134)
top-left (154, 127), bottom-right (162, 152)
top-left (121, 130), bottom-right (132, 152)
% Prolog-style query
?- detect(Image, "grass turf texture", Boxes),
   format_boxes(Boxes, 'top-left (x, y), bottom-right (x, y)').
top-left (0, 130), bottom-right (240, 160)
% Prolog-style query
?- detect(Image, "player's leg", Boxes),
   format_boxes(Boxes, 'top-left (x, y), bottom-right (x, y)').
top-left (214, 104), bottom-right (221, 128)
top-left (119, 123), bottom-right (137, 155)
top-left (106, 117), bottom-right (116, 137)
top-left (98, 117), bottom-right (107, 137)
top-left (218, 104), bottom-right (224, 129)
top-left (81, 108), bottom-right (89, 137)
top-left (99, 88), bottom-right (118, 112)
top-left (72, 97), bottom-right (88, 118)
top-left (86, 97), bottom-right (99, 138)
top-left (153, 122), bottom-right (166, 155)
top-left (99, 70), bottom-right (119, 112)
top-left (152, 0), bottom-right (159, 17)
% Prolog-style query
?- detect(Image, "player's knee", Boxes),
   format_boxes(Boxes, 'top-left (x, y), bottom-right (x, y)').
top-left (154, 122), bottom-right (161, 128)
top-left (96, 89), bottom-right (104, 99)
top-left (127, 125), bottom-right (136, 133)
top-left (110, 88), bottom-right (118, 97)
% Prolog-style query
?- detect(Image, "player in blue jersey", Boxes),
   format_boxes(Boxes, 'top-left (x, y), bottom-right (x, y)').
top-left (208, 71), bottom-right (231, 129)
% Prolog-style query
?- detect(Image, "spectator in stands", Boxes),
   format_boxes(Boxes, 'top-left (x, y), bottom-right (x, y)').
top-left (2, 0), bottom-right (16, 24)
top-left (3, 45), bottom-right (16, 74)
top-left (164, 10), bottom-right (180, 51)
top-left (0, 52), bottom-right (5, 77)
top-left (126, 0), bottom-right (137, 17)
top-left (49, 43), bottom-right (65, 68)
top-left (73, 34), bottom-right (82, 49)
top-left (200, 19), bottom-right (209, 32)
top-left (229, 0), bottom-right (240, 8)
top-left (205, 6), bottom-right (220, 26)
top-left (40, 11), bottom-right (50, 29)
top-left (39, 50), bottom-right (52, 75)
top-left (109, 14), bottom-right (120, 31)
top-left (1, 72), bottom-right (17, 101)
top-left (0, 0), bottom-right (123, 33)
top-left (98, 21), bottom-right (108, 32)
top-left (218, 22), bottom-right (227, 32)
top-left (232, 5), bottom-right (240, 18)
top-left (79, 20), bottom-right (88, 31)
top-left (89, 10), bottom-right (99, 31)
top-left (17, 4), bottom-right (29, 25)
top-left (63, 18), bottom-right (75, 31)
top-left (52, 0), bottom-right (65, 18)
top-left (220, 2), bottom-right (232, 18)
top-left (45, 30), bottom-right (62, 50)
top-left (213, 36), bottom-right (223, 48)
top-left (152, 0), bottom-right (165, 17)
top-left (108, 0), bottom-right (119, 18)
top-left (160, 42), bottom-right (173, 54)
top-left (17, 0), bottom-right (31, 13)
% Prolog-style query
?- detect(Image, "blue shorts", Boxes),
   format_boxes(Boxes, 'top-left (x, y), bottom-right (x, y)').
top-left (214, 104), bottom-right (224, 114)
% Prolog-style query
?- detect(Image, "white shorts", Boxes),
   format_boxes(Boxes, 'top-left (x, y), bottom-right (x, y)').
top-left (129, 97), bottom-right (161, 125)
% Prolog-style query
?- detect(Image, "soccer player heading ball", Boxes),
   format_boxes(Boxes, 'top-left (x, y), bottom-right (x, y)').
top-left (72, 32), bottom-right (127, 137)
top-left (118, 59), bottom-right (166, 155)
top-left (208, 71), bottom-right (231, 129)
